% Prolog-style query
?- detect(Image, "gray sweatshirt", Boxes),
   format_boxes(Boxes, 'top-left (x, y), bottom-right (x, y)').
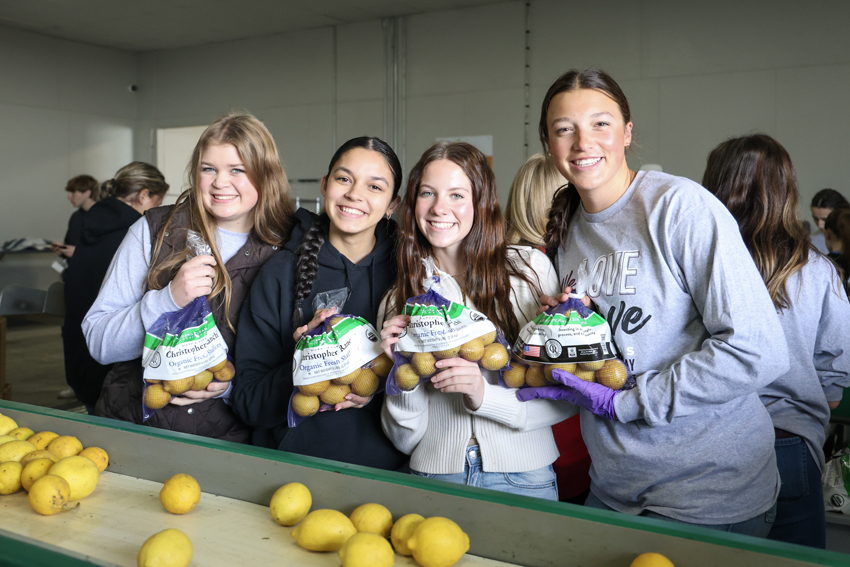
top-left (82, 217), bottom-right (248, 364)
top-left (556, 170), bottom-right (789, 524)
top-left (760, 250), bottom-right (850, 470)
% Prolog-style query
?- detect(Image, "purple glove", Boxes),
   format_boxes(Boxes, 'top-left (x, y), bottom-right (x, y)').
top-left (516, 368), bottom-right (618, 421)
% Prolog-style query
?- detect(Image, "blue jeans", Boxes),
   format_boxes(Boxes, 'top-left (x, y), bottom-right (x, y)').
top-left (584, 491), bottom-right (777, 538)
top-left (768, 436), bottom-right (826, 548)
top-left (411, 444), bottom-right (559, 501)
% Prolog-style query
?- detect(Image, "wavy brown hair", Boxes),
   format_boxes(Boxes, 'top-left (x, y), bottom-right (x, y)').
top-left (538, 69), bottom-right (632, 258)
top-left (389, 141), bottom-right (541, 344)
top-left (146, 113), bottom-right (295, 330)
top-left (702, 134), bottom-right (814, 310)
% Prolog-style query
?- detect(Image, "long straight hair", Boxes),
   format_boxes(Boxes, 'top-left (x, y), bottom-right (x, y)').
top-left (538, 69), bottom-right (632, 258)
top-left (504, 154), bottom-right (567, 247)
top-left (389, 141), bottom-right (541, 344)
top-left (147, 113), bottom-right (294, 330)
top-left (291, 136), bottom-right (403, 332)
top-left (702, 134), bottom-right (812, 310)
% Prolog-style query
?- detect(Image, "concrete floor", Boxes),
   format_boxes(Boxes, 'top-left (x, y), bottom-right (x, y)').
top-left (3, 317), bottom-right (85, 412)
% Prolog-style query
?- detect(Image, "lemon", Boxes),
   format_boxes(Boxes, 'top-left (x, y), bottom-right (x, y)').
top-left (20, 450), bottom-right (59, 468)
top-left (0, 414), bottom-right (18, 435)
top-left (350, 502), bottom-right (393, 537)
top-left (407, 517), bottom-right (470, 567)
top-left (0, 434), bottom-right (17, 446)
top-left (28, 475), bottom-right (76, 515)
top-left (291, 509), bottom-right (357, 551)
top-left (8, 427), bottom-right (34, 440)
top-left (79, 447), bottom-right (109, 472)
top-left (50, 456), bottom-right (100, 500)
top-left (47, 435), bottom-right (83, 459)
top-left (631, 552), bottom-right (675, 567)
top-left (0, 461), bottom-right (23, 494)
top-left (138, 528), bottom-right (193, 567)
top-left (391, 513), bottom-right (425, 556)
top-left (339, 532), bottom-right (395, 567)
top-left (21, 458), bottom-right (55, 492)
top-left (160, 473), bottom-right (201, 514)
top-left (269, 482), bottom-right (311, 526)
top-left (0, 439), bottom-right (38, 463)
top-left (29, 431), bottom-right (60, 450)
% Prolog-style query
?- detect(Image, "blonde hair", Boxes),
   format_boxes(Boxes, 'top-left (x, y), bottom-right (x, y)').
top-left (504, 154), bottom-right (567, 247)
top-left (146, 113), bottom-right (294, 330)
top-left (101, 162), bottom-right (169, 202)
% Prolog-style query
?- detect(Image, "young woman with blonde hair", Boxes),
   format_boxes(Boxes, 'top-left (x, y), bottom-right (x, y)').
top-left (84, 113), bottom-right (294, 441)
top-left (703, 134), bottom-right (850, 547)
top-left (504, 154), bottom-right (567, 247)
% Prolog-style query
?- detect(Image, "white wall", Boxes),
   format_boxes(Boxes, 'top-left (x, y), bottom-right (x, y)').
top-left (0, 26), bottom-right (137, 244)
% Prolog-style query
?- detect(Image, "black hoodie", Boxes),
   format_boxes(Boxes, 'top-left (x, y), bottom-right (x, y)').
top-left (231, 208), bottom-right (406, 470)
top-left (63, 197), bottom-right (142, 407)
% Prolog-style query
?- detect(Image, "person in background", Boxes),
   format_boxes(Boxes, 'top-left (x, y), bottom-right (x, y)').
top-left (504, 153), bottom-right (589, 504)
top-left (504, 154), bottom-right (567, 247)
top-left (703, 133), bottom-right (850, 548)
top-left (523, 68), bottom-right (788, 535)
top-left (380, 141), bottom-right (574, 500)
top-left (824, 207), bottom-right (850, 295)
top-left (231, 136), bottom-right (407, 470)
top-left (53, 174), bottom-right (100, 259)
top-left (810, 188), bottom-right (849, 254)
top-left (63, 162), bottom-right (169, 414)
top-left (84, 113), bottom-right (294, 442)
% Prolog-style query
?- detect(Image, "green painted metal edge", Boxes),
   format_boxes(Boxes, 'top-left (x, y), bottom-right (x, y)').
top-left (0, 529), bottom-right (117, 567)
top-left (2, 400), bottom-right (848, 566)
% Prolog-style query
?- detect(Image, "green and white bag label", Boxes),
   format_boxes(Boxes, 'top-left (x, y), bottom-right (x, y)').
top-left (142, 309), bottom-right (228, 381)
top-left (397, 301), bottom-right (496, 353)
top-left (292, 316), bottom-right (383, 386)
top-left (515, 308), bottom-right (616, 364)
top-left (823, 454), bottom-right (850, 514)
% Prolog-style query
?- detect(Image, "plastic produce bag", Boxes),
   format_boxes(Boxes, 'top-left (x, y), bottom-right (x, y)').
top-left (140, 231), bottom-right (233, 421)
top-left (288, 288), bottom-right (390, 427)
top-left (385, 269), bottom-right (511, 395)
top-left (510, 267), bottom-right (634, 391)
top-left (824, 453), bottom-right (850, 514)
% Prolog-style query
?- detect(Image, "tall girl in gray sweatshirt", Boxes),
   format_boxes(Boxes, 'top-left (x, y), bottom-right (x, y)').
top-left (519, 69), bottom-right (789, 536)
top-left (703, 134), bottom-right (850, 547)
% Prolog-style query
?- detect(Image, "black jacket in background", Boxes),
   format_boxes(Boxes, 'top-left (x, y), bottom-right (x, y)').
top-left (63, 197), bottom-right (141, 406)
top-left (63, 207), bottom-right (88, 247)
top-left (231, 208), bottom-right (406, 471)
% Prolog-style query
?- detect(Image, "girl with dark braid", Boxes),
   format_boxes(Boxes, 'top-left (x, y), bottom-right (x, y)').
top-left (231, 137), bottom-right (407, 470)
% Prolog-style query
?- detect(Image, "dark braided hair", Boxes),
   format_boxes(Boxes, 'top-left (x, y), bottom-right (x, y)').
top-left (291, 136), bottom-right (403, 332)
top-left (538, 69), bottom-right (631, 258)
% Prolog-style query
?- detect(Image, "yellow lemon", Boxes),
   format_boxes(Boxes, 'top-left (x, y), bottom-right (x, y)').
top-left (159, 473), bottom-right (201, 514)
top-left (137, 528), bottom-right (193, 567)
top-left (350, 502), bottom-right (393, 537)
top-left (0, 461), bottom-right (23, 494)
top-left (407, 517), bottom-right (470, 567)
top-left (631, 552), bottom-right (675, 567)
top-left (8, 427), bottom-right (34, 440)
top-left (339, 532), bottom-right (395, 567)
top-left (20, 450), bottom-right (59, 468)
top-left (47, 435), bottom-right (83, 459)
top-left (21, 458), bottom-right (55, 492)
top-left (0, 439), bottom-right (38, 463)
top-left (29, 474), bottom-right (76, 515)
top-left (0, 414), bottom-right (18, 435)
top-left (29, 431), bottom-right (60, 450)
top-left (269, 482), bottom-right (311, 526)
top-left (50, 456), bottom-right (100, 500)
top-left (79, 447), bottom-right (109, 472)
top-left (0, 434), bottom-right (17, 446)
top-left (391, 513), bottom-right (425, 556)
top-left (291, 509), bottom-right (357, 552)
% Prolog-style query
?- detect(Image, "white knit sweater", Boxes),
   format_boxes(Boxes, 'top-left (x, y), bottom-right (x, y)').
top-left (380, 246), bottom-right (578, 474)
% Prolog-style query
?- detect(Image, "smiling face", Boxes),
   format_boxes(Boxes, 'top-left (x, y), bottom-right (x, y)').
top-left (321, 147), bottom-right (397, 244)
top-left (546, 88), bottom-right (633, 211)
top-left (414, 159), bottom-right (475, 261)
top-left (198, 143), bottom-right (259, 233)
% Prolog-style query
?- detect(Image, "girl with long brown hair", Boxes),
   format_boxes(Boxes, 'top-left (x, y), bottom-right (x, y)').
top-left (521, 68), bottom-right (789, 535)
top-left (825, 207), bottom-right (850, 294)
top-left (84, 113), bottom-right (294, 442)
top-left (379, 141), bottom-right (574, 500)
top-left (703, 134), bottom-right (850, 548)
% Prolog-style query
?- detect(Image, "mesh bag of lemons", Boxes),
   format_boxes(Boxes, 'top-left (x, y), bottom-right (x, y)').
top-left (509, 285), bottom-right (635, 392)
top-left (140, 231), bottom-right (234, 420)
top-left (385, 275), bottom-right (511, 395)
top-left (289, 311), bottom-right (391, 426)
